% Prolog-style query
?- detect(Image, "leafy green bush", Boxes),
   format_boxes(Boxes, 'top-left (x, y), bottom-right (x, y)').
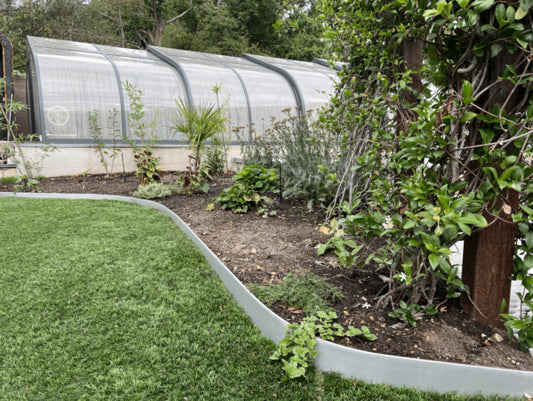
top-left (133, 182), bottom-right (178, 199)
top-left (214, 164), bottom-right (279, 213)
top-left (177, 164), bottom-right (211, 195)
top-left (248, 272), bottom-right (344, 314)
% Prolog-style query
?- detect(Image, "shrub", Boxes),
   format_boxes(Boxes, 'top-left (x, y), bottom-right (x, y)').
top-left (214, 164), bottom-right (279, 213)
top-left (133, 182), bottom-right (178, 199)
top-left (241, 110), bottom-right (346, 209)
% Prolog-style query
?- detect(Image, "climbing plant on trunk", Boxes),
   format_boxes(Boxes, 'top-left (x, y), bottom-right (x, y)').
top-left (321, 0), bottom-right (533, 341)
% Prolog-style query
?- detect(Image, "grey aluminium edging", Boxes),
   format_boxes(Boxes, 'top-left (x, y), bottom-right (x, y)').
top-left (2, 192), bottom-right (532, 398)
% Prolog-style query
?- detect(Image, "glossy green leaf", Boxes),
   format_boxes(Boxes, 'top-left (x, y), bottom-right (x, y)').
top-left (521, 0), bottom-right (533, 9)
top-left (472, 0), bottom-right (494, 11)
top-left (491, 43), bottom-right (503, 58)
top-left (429, 253), bottom-right (441, 269)
top-left (495, 3), bottom-right (507, 27)
top-left (462, 80), bottom-right (473, 105)
top-left (460, 111), bottom-right (477, 122)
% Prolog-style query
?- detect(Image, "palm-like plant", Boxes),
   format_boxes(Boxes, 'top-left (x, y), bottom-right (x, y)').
top-left (168, 98), bottom-right (227, 174)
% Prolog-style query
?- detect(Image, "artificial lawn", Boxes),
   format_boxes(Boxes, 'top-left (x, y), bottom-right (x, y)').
top-left (0, 198), bottom-right (518, 400)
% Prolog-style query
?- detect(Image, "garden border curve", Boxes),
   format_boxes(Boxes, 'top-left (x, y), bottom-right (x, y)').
top-left (2, 192), bottom-right (532, 398)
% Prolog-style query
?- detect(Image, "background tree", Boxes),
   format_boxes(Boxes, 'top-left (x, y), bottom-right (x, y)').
top-left (164, 2), bottom-right (250, 56)
top-left (1, 0), bottom-right (326, 69)
top-left (0, 0), bottom-right (120, 70)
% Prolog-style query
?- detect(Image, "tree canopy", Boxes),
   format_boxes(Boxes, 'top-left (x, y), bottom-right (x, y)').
top-left (0, 0), bottom-right (326, 71)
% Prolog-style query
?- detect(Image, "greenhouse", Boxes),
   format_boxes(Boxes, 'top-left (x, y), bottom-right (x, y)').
top-left (26, 36), bottom-right (339, 146)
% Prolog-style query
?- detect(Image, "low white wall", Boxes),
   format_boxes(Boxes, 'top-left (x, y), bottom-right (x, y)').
top-left (5, 144), bottom-right (243, 178)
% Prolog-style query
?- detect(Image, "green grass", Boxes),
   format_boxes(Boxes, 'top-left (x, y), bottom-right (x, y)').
top-left (0, 198), bottom-right (518, 400)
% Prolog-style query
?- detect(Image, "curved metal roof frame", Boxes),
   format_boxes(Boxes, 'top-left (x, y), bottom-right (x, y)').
top-left (199, 52), bottom-right (254, 143)
top-left (146, 46), bottom-right (194, 108)
top-left (241, 53), bottom-right (306, 117)
top-left (26, 37), bottom-right (46, 140)
top-left (93, 44), bottom-right (127, 139)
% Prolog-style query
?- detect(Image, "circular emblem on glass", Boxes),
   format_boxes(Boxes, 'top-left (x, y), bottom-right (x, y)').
top-left (46, 105), bottom-right (69, 126)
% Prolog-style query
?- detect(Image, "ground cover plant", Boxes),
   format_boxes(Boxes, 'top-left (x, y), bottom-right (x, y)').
top-left (0, 197), bottom-right (516, 400)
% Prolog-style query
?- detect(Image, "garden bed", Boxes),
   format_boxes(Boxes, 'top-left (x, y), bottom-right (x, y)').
top-left (2, 171), bottom-right (532, 372)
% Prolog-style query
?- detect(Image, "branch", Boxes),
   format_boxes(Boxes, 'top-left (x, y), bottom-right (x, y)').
top-left (165, 0), bottom-right (192, 25)
top-left (96, 10), bottom-right (119, 24)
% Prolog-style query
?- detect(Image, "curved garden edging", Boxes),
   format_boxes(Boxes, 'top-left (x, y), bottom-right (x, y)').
top-left (2, 192), bottom-right (532, 398)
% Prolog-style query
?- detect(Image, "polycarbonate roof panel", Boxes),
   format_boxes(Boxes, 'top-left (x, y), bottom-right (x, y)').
top-left (199, 53), bottom-right (299, 138)
top-left (28, 37), bottom-right (121, 140)
top-left (246, 54), bottom-right (338, 114)
top-left (29, 36), bottom-right (100, 54)
top-left (98, 45), bottom-right (187, 141)
top-left (149, 47), bottom-right (252, 141)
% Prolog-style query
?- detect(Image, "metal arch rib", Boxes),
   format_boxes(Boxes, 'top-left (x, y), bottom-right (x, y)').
top-left (241, 53), bottom-right (305, 117)
top-left (1, 34), bottom-right (14, 140)
top-left (93, 45), bottom-right (128, 139)
top-left (313, 58), bottom-right (343, 72)
top-left (147, 46), bottom-right (194, 108)
top-left (26, 36), bottom-right (47, 141)
top-left (199, 52), bottom-right (254, 143)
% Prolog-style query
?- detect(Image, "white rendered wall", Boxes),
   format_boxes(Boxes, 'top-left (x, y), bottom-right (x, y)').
top-left (4, 144), bottom-right (243, 178)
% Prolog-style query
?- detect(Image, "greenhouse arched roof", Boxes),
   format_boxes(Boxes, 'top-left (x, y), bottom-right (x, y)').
top-left (27, 36), bottom-right (338, 144)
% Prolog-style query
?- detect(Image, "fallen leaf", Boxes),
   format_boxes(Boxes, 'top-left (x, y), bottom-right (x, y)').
top-left (319, 226), bottom-right (330, 235)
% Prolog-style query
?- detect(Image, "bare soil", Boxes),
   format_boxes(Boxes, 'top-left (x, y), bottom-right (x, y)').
top-left (2, 171), bottom-right (532, 372)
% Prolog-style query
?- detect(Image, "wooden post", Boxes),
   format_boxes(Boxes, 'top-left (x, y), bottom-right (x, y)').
top-left (460, 49), bottom-right (521, 328)
top-left (461, 189), bottom-right (518, 327)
